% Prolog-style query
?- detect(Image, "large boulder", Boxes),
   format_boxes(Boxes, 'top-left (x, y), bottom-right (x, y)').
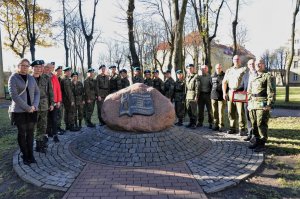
top-left (102, 83), bottom-right (176, 132)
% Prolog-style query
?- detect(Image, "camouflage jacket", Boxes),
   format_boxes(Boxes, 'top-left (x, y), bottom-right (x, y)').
top-left (34, 74), bottom-right (54, 111)
top-left (153, 77), bottom-right (164, 94)
top-left (109, 73), bottom-right (122, 93)
top-left (96, 74), bottom-right (110, 98)
top-left (144, 78), bottom-right (153, 87)
top-left (61, 75), bottom-right (75, 105)
top-left (72, 81), bottom-right (84, 105)
top-left (132, 75), bottom-right (144, 84)
top-left (164, 77), bottom-right (175, 99)
top-left (84, 77), bottom-right (96, 101)
top-left (185, 74), bottom-right (200, 100)
top-left (174, 79), bottom-right (185, 102)
top-left (248, 72), bottom-right (275, 110)
top-left (121, 77), bottom-right (130, 89)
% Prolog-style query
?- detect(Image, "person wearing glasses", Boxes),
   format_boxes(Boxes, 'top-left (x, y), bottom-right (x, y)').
top-left (8, 58), bottom-right (40, 165)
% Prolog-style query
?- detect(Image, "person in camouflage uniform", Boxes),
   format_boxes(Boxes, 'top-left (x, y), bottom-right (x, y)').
top-left (164, 70), bottom-right (175, 100)
top-left (185, 64), bottom-right (200, 129)
top-left (197, 65), bottom-right (213, 128)
top-left (120, 69), bottom-right (130, 89)
top-left (84, 68), bottom-right (96, 127)
top-left (174, 70), bottom-right (186, 126)
top-left (152, 69), bottom-right (164, 94)
top-left (71, 72), bottom-right (85, 129)
top-left (109, 65), bottom-right (122, 93)
top-left (96, 65), bottom-right (110, 125)
top-left (143, 69), bottom-right (153, 87)
top-left (61, 67), bottom-right (78, 131)
top-left (132, 67), bottom-right (144, 84)
top-left (247, 59), bottom-right (275, 152)
top-left (31, 60), bottom-right (54, 153)
top-left (222, 55), bottom-right (247, 134)
top-left (55, 65), bottom-right (65, 134)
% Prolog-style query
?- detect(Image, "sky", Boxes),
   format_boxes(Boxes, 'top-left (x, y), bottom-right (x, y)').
top-left (1, 0), bottom-right (299, 71)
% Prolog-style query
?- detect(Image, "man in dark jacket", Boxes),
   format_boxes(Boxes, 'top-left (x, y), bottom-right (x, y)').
top-left (211, 64), bottom-right (225, 132)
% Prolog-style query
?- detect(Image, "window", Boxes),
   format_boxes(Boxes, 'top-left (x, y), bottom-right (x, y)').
top-left (293, 74), bottom-right (298, 81)
top-left (298, 49), bottom-right (300, 56)
top-left (294, 61), bottom-right (298, 68)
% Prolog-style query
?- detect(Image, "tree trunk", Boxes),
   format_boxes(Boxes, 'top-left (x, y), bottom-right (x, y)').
top-left (285, 0), bottom-right (300, 102)
top-left (0, 29), bottom-right (5, 98)
top-left (62, 0), bottom-right (69, 66)
top-left (30, 40), bottom-right (35, 61)
top-left (232, 0), bottom-right (239, 56)
top-left (127, 0), bottom-right (140, 67)
top-left (86, 37), bottom-right (92, 68)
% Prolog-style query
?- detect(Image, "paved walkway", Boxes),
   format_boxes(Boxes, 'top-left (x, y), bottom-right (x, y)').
top-left (13, 125), bottom-right (264, 198)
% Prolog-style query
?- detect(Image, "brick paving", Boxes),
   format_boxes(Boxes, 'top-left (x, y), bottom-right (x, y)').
top-left (13, 125), bottom-right (265, 198)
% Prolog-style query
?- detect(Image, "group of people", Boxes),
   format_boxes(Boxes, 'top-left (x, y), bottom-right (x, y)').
top-left (8, 54), bottom-right (274, 165)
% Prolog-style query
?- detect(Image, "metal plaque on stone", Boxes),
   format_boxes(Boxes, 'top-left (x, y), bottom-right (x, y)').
top-left (119, 93), bottom-right (155, 117)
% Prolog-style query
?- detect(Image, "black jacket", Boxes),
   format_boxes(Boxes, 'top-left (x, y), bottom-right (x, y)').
top-left (210, 71), bottom-right (225, 100)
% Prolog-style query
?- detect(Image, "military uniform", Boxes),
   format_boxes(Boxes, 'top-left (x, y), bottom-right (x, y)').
top-left (61, 74), bottom-right (76, 130)
top-left (174, 74), bottom-right (186, 125)
top-left (223, 66), bottom-right (247, 133)
top-left (164, 77), bottom-right (175, 100)
top-left (248, 71), bottom-right (275, 151)
top-left (121, 77), bottom-right (130, 88)
top-left (185, 73), bottom-right (200, 128)
top-left (144, 78), bottom-right (153, 87)
top-left (109, 73), bottom-right (122, 93)
top-left (153, 77), bottom-right (164, 94)
top-left (198, 73), bottom-right (213, 127)
top-left (132, 75), bottom-right (144, 84)
top-left (84, 73), bottom-right (96, 127)
top-left (72, 79), bottom-right (84, 127)
top-left (96, 74), bottom-right (110, 125)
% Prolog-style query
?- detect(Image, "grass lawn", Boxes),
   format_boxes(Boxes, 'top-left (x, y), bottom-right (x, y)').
top-left (275, 86), bottom-right (300, 108)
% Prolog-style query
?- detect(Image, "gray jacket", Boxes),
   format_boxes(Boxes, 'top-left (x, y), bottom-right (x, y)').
top-left (8, 73), bottom-right (40, 112)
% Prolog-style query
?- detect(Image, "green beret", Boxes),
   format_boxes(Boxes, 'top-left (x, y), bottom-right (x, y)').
top-left (152, 69), bottom-right (159, 74)
top-left (55, 66), bottom-right (62, 71)
top-left (120, 69), bottom-right (127, 73)
top-left (134, 67), bottom-right (141, 71)
top-left (63, 66), bottom-right (72, 72)
top-left (144, 69), bottom-right (151, 74)
top-left (109, 65), bottom-right (116, 69)
top-left (88, 68), bottom-right (95, 73)
top-left (71, 72), bottom-right (78, 77)
top-left (186, 64), bottom-right (194, 68)
top-left (176, 70), bottom-right (183, 74)
top-left (164, 69), bottom-right (171, 74)
top-left (99, 65), bottom-right (106, 69)
top-left (31, 60), bottom-right (45, 67)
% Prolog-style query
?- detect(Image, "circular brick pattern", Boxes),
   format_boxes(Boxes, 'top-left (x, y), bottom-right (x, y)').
top-left (70, 126), bottom-right (211, 167)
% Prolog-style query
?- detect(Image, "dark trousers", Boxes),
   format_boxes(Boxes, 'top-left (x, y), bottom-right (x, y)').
top-left (14, 112), bottom-right (37, 159)
top-left (47, 107), bottom-right (58, 136)
top-left (198, 92), bottom-right (213, 125)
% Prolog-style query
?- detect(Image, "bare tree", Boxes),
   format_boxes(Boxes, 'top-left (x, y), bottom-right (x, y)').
top-left (272, 47), bottom-right (288, 85)
top-left (232, 0), bottom-right (239, 56)
top-left (78, 0), bottom-right (99, 69)
top-left (62, 0), bottom-right (69, 66)
top-left (285, 0), bottom-right (300, 102)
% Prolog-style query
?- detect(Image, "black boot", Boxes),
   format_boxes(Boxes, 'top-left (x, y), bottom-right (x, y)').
top-left (36, 141), bottom-right (46, 153)
top-left (249, 138), bottom-right (260, 149)
top-left (79, 120), bottom-right (82, 128)
top-left (87, 121), bottom-right (96, 128)
top-left (53, 135), bottom-right (60, 143)
top-left (188, 119), bottom-right (197, 129)
top-left (175, 119), bottom-right (183, 126)
top-left (69, 125), bottom-right (79, 132)
top-left (254, 140), bottom-right (266, 152)
top-left (75, 120), bottom-right (78, 128)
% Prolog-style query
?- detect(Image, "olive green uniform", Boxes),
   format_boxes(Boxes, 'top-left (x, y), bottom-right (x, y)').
top-left (144, 78), bottom-right (153, 87)
top-left (132, 75), bottom-right (144, 84)
top-left (109, 73), bottom-right (122, 94)
top-left (96, 74), bottom-right (110, 124)
top-left (248, 72), bottom-right (275, 142)
top-left (164, 77), bottom-right (175, 100)
top-left (121, 77), bottom-right (130, 89)
top-left (83, 77), bottom-right (96, 124)
top-left (72, 81), bottom-right (84, 125)
top-left (174, 79), bottom-right (186, 121)
top-left (34, 75), bottom-right (54, 141)
top-left (185, 74), bottom-right (200, 124)
top-left (153, 77), bottom-right (164, 94)
top-left (223, 66), bottom-right (247, 132)
top-left (198, 74), bottom-right (213, 126)
top-left (61, 75), bottom-right (75, 129)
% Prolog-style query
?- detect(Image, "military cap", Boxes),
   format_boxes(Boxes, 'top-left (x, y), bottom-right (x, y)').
top-left (144, 69), bottom-right (151, 74)
top-left (176, 69), bottom-right (183, 74)
top-left (134, 67), bottom-right (141, 71)
top-left (99, 65), bottom-right (106, 69)
top-left (71, 72), bottom-right (79, 77)
top-left (109, 65), bottom-right (117, 69)
top-left (63, 66), bottom-right (72, 71)
top-left (55, 66), bottom-right (63, 71)
top-left (152, 69), bottom-right (159, 74)
top-left (87, 68), bottom-right (95, 73)
top-left (51, 62), bottom-right (55, 65)
top-left (186, 64), bottom-right (195, 68)
top-left (31, 60), bottom-right (45, 67)
top-left (120, 69), bottom-right (127, 73)
top-left (164, 69), bottom-right (171, 74)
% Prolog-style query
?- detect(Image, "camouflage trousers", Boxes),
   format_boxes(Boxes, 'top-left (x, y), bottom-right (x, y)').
top-left (249, 109), bottom-right (270, 142)
top-left (198, 92), bottom-right (213, 125)
top-left (64, 103), bottom-right (75, 127)
top-left (211, 99), bottom-right (225, 128)
top-left (175, 101), bottom-right (185, 120)
top-left (97, 98), bottom-right (105, 124)
top-left (227, 100), bottom-right (246, 131)
top-left (57, 103), bottom-right (64, 128)
top-left (75, 103), bottom-right (84, 121)
top-left (35, 111), bottom-right (48, 141)
top-left (84, 100), bottom-right (95, 123)
top-left (186, 99), bottom-right (198, 121)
